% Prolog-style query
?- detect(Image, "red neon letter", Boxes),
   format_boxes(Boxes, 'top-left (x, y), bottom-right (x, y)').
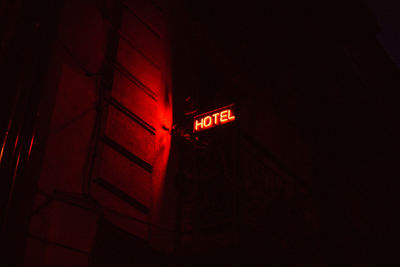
top-left (228, 109), bottom-right (235, 120)
top-left (220, 110), bottom-right (228, 122)
top-left (195, 118), bottom-right (203, 131)
top-left (204, 116), bottom-right (212, 127)
top-left (212, 113), bottom-right (219, 124)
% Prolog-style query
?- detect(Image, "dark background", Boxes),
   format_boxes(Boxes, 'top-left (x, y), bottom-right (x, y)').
top-left (1, 0), bottom-right (399, 266)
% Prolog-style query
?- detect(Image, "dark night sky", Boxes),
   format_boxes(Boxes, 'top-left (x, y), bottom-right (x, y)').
top-left (367, 0), bottom-right (400, 67)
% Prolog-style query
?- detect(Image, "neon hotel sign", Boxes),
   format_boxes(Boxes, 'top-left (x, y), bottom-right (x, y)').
top-left (193, 104), bottom-right (236, 133)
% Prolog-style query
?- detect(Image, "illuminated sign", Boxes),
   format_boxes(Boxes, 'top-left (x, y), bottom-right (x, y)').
top-left (193, 104), bottom-right (236, 133)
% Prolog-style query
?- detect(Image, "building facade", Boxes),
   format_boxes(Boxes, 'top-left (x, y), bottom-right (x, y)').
top-left (1, 0), bottom-right (398, 266)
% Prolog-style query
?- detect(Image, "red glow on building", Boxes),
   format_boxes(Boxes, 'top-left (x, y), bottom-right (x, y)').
top-left (193, 104), bottom-right (236, 132)
top-left (0, 119), bottom-right (13, 164)
top-left (28, 133), bottom-right (35, 158)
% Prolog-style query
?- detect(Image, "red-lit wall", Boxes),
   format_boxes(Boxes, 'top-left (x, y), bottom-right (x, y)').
top-left (24, 0), bottom-right (173, 266)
